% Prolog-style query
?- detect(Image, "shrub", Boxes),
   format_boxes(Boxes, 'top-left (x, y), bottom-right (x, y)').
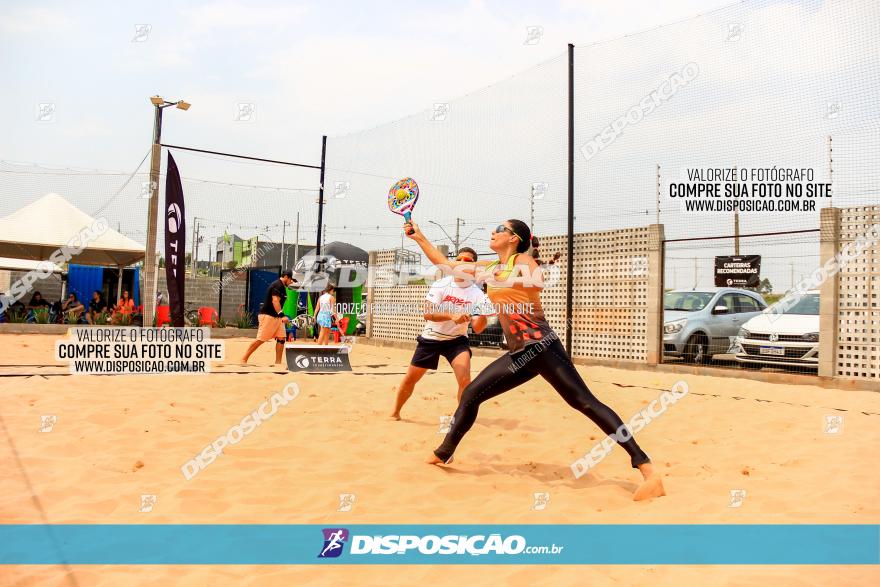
top-left (6, 308), bottom-right (27, 323)
top-left (235, 309), bottom-right (255, 329)
top-left (33, 308), bottom-right (51, 324)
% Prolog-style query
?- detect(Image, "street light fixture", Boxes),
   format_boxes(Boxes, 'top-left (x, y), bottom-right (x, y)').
top-left (460, 227), bottom-right (485, 244)
top-left (427, 220), bottom-right (485, 255)
top-left (143, 94), bottom-right (190, 327)
top-left (428, 220), bottom-right (457, 252)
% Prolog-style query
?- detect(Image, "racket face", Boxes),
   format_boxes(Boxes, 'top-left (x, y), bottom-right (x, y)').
top-left (388, 177), bottom-right (419, 216)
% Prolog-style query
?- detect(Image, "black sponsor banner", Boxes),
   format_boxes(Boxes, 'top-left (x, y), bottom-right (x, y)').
top-left (715, 255), bottom-right (761, 287)
top-left (164, 153), bottom-right (186, 327)
top-left (285, 344), bottom-right (352, 372)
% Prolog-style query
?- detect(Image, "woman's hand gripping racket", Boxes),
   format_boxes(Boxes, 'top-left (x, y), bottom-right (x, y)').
top-left (388, 177), bottom-right (419, 235)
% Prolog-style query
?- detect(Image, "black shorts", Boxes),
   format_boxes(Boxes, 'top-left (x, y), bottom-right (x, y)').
top-left (410, 335), bottom-right (472, 370)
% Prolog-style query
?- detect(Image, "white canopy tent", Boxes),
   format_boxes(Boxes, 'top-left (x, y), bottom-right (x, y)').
top-left (0, 193), bottom-right (146, 300)
top-left (0, 193), bottom-right (144, 266)
top-left (0, 257), bottom-right (63, 273)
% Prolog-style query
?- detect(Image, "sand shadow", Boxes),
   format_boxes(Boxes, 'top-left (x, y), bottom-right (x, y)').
top-left (476, 418), bottom-right (544, 432)
top-left (431, 457), bottom-right (638, 492)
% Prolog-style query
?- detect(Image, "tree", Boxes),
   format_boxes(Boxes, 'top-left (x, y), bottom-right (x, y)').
top-left (748, 278), bottom-right (773, 295)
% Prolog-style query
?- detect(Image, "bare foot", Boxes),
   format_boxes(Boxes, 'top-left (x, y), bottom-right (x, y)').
top-left (633, 475), bottom-right (665, 501)
top-left (390, 412), bottom-right (401, 421)
top-left (426, 453), bottom-right (453, 465)
top-left (633, 463), bottom-right (666, 501)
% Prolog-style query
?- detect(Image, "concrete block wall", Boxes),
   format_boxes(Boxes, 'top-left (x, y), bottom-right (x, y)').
top-left (366, 249), bottom-right (428, 342)
top-left (833, 205), bottom-right (880, 381)
top-left (2, 271), bottom-right (64, 303)
top-left (538, 225), bottom-right (660, 362)
top-left (150, 273), bottom-right (246, 320)
top-left (365, 225), bottom-right (662, 365)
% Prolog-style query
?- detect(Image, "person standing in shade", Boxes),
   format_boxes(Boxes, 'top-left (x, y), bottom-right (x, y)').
top-left (241, 270), bottom-right (295, 365)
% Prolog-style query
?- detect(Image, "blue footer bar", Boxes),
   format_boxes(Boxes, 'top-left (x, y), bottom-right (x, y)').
top-left (1, 525), bottom-right (878, 565)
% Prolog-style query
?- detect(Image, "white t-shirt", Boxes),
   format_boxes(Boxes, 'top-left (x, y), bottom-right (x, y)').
top-left (420, 276), bottom-right (492, 341)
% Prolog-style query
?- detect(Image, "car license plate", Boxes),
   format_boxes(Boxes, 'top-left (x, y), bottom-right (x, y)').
top-left (759, 346), bottom-right (785, 356)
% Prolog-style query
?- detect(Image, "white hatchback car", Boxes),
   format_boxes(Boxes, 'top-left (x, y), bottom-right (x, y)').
top-left (734, 291), bottom-right (820, 370)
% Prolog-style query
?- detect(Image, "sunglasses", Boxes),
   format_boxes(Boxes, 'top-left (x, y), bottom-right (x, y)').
top-left (493, 224), bottom-right (521, 241)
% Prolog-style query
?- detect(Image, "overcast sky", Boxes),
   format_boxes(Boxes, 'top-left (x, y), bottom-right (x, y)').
top-left (2, 0), bottom-right (734, 171)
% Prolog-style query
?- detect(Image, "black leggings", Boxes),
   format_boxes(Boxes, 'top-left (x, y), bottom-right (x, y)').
top-left (434, 338), bottom-right (650, 468)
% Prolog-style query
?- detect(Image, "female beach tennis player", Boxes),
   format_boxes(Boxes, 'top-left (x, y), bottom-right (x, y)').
top-left (405, 219), bottom-right (665, 500)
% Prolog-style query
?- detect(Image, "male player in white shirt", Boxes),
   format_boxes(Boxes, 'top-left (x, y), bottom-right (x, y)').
top-left (391, 247), bottom-right (491, 420)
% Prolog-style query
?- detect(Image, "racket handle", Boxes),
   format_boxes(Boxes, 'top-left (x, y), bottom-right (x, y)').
top-left (403, 212), bottom-right (414, 235)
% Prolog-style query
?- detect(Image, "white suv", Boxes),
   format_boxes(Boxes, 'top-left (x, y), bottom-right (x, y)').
top-left (734, 291), bottom-right (820, 370)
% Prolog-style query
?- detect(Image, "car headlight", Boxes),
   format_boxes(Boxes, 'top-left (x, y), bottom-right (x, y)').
top-left (664, 319), bottom-right (686, 334)
top-left (738, 328), bottom-right (751, 338)
top-left (802, 332), bottom-right (819, 343)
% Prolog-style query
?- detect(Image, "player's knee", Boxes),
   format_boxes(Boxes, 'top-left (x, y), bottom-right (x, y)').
top-left (402, 371), bottom-right (421, 386)
top-left (459, 382), bottom-right (483, 405)
top-left (566, 394), bottom-right (597, 415)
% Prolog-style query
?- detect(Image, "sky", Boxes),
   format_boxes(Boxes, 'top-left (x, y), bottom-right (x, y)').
top-left (1, 0), bottom-right (737, 171)
top-left (1, 0), bottom-right (877, 291)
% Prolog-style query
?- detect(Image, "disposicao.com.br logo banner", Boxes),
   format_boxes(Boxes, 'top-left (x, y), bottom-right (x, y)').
top-left (317, 527), bottom-right (562, 559)
top-left (0, 524), bottom-right (877, 565)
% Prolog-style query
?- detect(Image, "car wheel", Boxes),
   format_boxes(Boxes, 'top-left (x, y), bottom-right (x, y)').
top-left (683, 334), bottom-right (709, 364)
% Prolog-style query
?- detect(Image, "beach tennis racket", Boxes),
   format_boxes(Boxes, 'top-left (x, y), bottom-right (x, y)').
top-left (388, 177), bottom-right (419, 235)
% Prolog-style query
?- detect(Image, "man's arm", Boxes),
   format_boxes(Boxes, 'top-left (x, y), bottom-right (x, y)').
top-left (471, 315), bottom-right (488, 333)
top-left (423, 300), bottom-right (462, 323)
top-left (272, 294), bottom-right (289, 322)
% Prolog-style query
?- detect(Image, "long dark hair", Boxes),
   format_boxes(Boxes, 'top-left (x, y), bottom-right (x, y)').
top-left (507, 219), bottom-right (533, 254)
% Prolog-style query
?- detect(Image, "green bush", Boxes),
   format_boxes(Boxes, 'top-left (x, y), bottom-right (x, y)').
top-left (94, 311), bottom-right (110, 325)
top-left (5, 308), bottom-right (27, 323)
top-left (216, 316), bottom-right (228, 328)
top-left (763, 293), bottom-right (784, 306)
top-left (235, 309), bottom-right (254, 329)
top-left (33, 308), bottom-right (51, 324)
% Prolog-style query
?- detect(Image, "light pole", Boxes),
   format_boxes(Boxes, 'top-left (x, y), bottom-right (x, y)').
top-left (428, 218), bottom-right (481, 255)
top-left (144, 95), bottom-right (190, 328)
top-left (460, 227), bottom-right (484, 247)
top-left (428, 220), bottom-right (457, 254)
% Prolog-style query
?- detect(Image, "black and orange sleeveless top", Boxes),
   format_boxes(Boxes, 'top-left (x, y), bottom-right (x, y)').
top-left (485, 254), bottom-right (554, 353)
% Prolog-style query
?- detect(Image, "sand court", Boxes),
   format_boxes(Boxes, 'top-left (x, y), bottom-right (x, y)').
top-left (1, 333), bottom-right (878, 585)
